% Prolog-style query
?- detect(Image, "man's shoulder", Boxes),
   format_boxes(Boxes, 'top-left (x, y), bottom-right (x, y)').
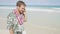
top-left (7, 12), bottom-right (15, 18)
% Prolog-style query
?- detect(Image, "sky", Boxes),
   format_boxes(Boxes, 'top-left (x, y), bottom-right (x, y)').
top-left (0, 0), bottom-right (60, 6)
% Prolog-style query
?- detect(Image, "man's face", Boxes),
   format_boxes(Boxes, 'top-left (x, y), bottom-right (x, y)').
top-left (18, 5), bottom-right (25, 14)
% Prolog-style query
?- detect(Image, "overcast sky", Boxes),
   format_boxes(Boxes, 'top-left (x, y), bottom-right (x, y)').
top-left (0, 0), bottom-right (60, 6)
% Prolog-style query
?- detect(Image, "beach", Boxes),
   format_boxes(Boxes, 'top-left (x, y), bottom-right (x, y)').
top-left (0, 7), bottom-right (60, 34)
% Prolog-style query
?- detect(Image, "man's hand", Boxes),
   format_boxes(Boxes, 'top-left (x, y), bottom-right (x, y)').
top-left (9, 29), bottom-right (14, 34)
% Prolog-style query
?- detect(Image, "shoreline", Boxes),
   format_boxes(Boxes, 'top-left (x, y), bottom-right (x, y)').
top-left (0, 6), bottom-right (60, 12)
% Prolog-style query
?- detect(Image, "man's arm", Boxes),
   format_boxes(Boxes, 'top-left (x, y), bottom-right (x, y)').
top-left (9, 28), bottom-right (14, 34)
top-left (7, 13), bottom-right (14, 34)
top-left (24, 12), bottom-right (27, 22)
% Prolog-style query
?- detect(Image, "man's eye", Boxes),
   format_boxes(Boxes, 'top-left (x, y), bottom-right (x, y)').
top-left (22, 8), bottom-right (25, 10)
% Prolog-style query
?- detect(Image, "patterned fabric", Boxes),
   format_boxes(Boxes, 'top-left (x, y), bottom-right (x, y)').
top-left (7, 11), bottom-right (24, 34)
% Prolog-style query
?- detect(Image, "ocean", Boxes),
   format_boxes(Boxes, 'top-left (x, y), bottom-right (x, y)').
top-left (0, 5), bottom-right (60, 17)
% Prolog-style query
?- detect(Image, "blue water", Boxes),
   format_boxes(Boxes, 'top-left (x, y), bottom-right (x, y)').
top-left (0, 5), bottom-right (60, 8)
top-left (0, 5), bottom-right (60, 18)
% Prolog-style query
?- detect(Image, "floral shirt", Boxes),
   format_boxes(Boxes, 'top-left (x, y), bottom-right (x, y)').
top-left (7, 12), bottom-right (24, 34)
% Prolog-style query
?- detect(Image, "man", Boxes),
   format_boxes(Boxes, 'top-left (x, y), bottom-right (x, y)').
top-left (7, 1), bottom-right (27, 34)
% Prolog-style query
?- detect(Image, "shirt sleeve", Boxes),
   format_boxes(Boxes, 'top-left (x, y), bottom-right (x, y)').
top-left (7, 13), bottom-right (14, 30)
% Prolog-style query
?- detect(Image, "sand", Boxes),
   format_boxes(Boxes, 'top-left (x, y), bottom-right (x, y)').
top-left (0, 17), bottom-right (60, 34)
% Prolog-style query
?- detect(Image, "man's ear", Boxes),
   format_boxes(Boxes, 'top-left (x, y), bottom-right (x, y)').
top-left (17, 6), bottom-right (20, 9)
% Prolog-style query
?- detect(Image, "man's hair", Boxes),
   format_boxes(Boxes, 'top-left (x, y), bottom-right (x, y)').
top-left (16, 1), bottom-right (26, 7)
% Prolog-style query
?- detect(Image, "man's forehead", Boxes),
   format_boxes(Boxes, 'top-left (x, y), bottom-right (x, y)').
top-left (20, 5), bottom-right (25, 8)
